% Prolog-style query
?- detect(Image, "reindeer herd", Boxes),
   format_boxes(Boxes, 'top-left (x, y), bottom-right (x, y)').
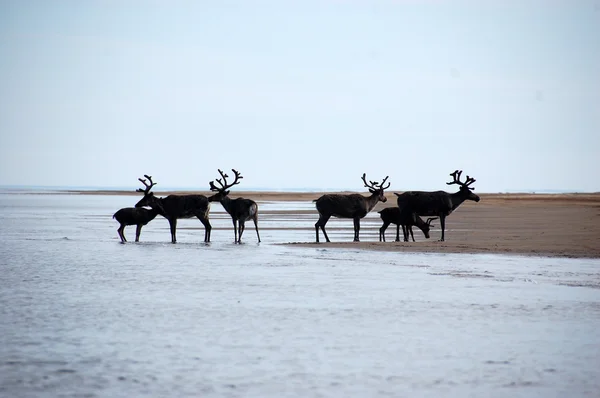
top-left (113, 169), bottom-right (480, 244)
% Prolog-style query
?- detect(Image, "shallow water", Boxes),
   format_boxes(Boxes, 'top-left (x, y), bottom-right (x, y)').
top-left (1, 192), bottom-right (599, 397)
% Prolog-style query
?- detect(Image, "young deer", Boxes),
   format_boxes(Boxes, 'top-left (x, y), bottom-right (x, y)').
top-left (134, 175), bottom-right (212, 243)
top-left (377, 207), bottom-right (436, 242)
top-left (314, 174), bottom-right (390, 242)
top-left (113, 207), bottom-right (160, 243)
top-left (208, 169), bottom-right (260, 244)
top-left (395, 170), bottom-right (480, 241)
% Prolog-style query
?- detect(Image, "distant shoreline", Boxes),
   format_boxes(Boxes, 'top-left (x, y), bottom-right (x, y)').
top-left (1, 188), bottom-right (597, 202)
top-left (10, 190), bottom-right (600, 205)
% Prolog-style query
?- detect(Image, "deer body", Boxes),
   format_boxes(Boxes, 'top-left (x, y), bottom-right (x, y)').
top-left (155, 195), bottom-right (211, 219)
top-left (208, 169), bottom-right (260, 243)
top-left (377, 207), bottom-right (436, 242)
top-left (137, 194), bottom-right (211, 243)
top-left (314, 174), bottom-right (390, 242)
top-left (113, 207), bottom-right (159, 243)
top-left (134, 175), bottom-right (212, 243)
top-left (316, 194), bottom-right (379, 219)
top-left (395, 170), bottom-right (480, 241)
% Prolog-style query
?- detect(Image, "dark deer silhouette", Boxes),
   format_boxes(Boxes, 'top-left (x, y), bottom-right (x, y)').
top-left (395, 170), bottom-right (480, 241)
top-left (401, 217), bottom-right (436, 243)
top-left (314, 174), bottom-right (390, 242)
top-left (134, 175), bottom-right (212, 243)
top-left (208, 169), bottom-right (260, 244)
top-left (377, 207), bottom-right (436, 242)
top-left (113, 207), bottom-right (160, 243)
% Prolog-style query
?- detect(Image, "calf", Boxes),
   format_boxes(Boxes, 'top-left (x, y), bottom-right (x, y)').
top-left (378, 207), bottom-right (436, 242)
top-left (113, 207), bottom-right (159, 243)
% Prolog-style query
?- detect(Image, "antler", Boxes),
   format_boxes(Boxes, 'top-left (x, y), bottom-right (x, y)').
top-left (446, 170), bottom-right (462, 186)
top-left (209, 169), bottom-right (243, 192)
top-left (361, 173), bottom-right (376, 190)
top-left (464, 175), bottom-right (476, 187)
top-left (446, 170), bottom-right (476, 189)
top-left (136, 174), bottom-right (157, 194)
top-left (379, 176), bottom-right (390, 190)
top-left (426, 217), bottom-right (437, 227)
top-left (361, 173), bottom-right (390, 191)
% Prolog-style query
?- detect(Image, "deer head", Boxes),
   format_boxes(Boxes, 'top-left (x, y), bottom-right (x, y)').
top-left (208, 169), bottom-right (242, 202)
top-left (361, 173), bottom-right (390, 202)
top-left (422, 217), bottom-right (437, 239)
top-left (446, 170), bottom-right (480, 202)
top-left (134, 175), bottom-right (158, 208)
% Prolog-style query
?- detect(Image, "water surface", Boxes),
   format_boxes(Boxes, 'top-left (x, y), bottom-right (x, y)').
top-left (1, 193), bottom-right (599, 397)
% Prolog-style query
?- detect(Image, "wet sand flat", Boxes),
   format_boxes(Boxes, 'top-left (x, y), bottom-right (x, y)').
top-left (290, 196), bottom-right (600, 259)
top-left (68, 190), bottom-right (600, 259)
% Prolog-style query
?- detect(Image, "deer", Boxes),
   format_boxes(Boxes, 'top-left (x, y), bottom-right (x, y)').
top-left (395, 170), bottom-right (480, 241)
top-left (112, 207), bottom-right (160, 243)
top-left (314, 174), bottom-right (390, 243)
top-left (208, 168), bottom-right (260, 244)
top-left (134, 175), bottom-right (212, 243)
top-left (377, 207), bottom-right (437, 242)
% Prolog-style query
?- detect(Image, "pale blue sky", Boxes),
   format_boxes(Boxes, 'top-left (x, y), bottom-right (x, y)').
top-left (1, 1), bottom-right (598, 192)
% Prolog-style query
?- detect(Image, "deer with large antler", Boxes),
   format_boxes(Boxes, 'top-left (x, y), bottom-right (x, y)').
top-left (394, 170), bottom-right (480, 241)
top-left (134, 175), bottom-right (212, 243)
top-left (314, 174), bottom-right (390, 242)
top-left (208, 169), bottom-right (260, 244)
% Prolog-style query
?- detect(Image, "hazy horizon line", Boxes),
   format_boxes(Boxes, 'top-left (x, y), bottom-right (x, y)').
top-left (0, 185), bottom-right (597, 195)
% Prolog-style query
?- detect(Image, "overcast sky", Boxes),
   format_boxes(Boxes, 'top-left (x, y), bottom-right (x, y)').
top-left (1, 1), bottom-right (598, 193)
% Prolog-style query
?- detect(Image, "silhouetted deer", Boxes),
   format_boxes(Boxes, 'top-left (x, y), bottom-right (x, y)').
top-left (113, 207), bottom-right (159, 243)
top-left (400, 217), bottom-right (436, 243)
top-left (377, 207), bottom-right (436, 242)
top-left (208, 168), bottom-right (260, 244)
top-left (395, 170), bottom-right (480, 241)
top-left (134, 175), bottom-right (212, 243)
top-left (314, 174), bottom-right (390, 242)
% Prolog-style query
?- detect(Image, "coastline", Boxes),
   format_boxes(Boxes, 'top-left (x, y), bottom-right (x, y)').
top-left (13, 189), bottom-right (600, 259)
top-left (58, 189), bottom-right (600, 204)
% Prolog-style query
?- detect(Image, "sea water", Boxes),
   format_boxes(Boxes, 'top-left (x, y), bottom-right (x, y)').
top-left (1, 192), bottom-right (599, 397)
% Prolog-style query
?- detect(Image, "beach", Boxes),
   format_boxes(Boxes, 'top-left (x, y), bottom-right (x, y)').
top-left (71, 190), bottom-right (600, 259)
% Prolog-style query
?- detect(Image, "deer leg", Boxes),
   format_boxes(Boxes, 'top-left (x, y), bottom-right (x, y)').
top-left (315, 214), bottom-right (331, 243)
top-left (395, 224), bottom-right (400, 242)
top-left (239, 220), bottom-right (246, 243)
top-left (353, 218), bottom-right (360, 242)
top-left (253, 214), bottom-right (261, 243)
top-left (135, 224), bottom-right (142, 242)
top-left (409, 226), bottom-right (415, 242)
top-left (439, 216), bottom-right (446, 242)
top-left (379, 222), bottom-right (389, 242)
top-left (232, 218), bottom-right (238, 243)
top-left (402, 225), bottom-right (409, 242)
top-left (117, 225), bottom-right (126, 243)
top-left (198, 217), bottom-right (212, 243)
top-left (169, 219), bottom-right (177, 243)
